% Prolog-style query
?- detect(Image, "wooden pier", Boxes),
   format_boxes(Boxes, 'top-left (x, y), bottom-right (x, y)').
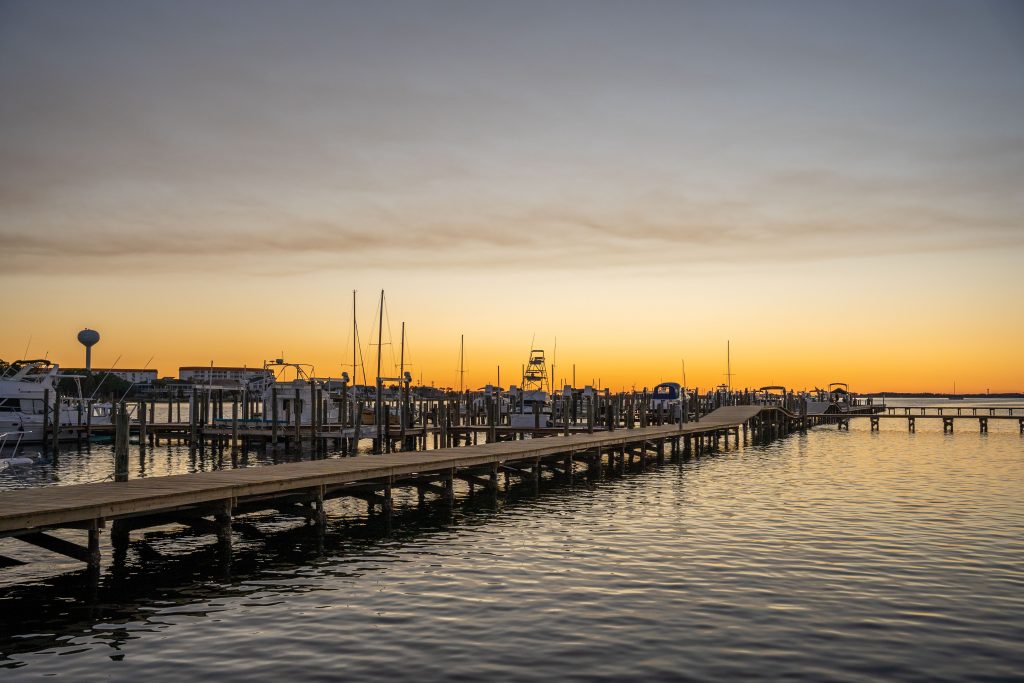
top-left (0, 405), bottom-right (791, 573)
top-left (808, 406), bottom-right (1024, 433)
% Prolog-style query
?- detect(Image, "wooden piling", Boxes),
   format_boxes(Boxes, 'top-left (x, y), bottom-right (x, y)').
top-left (138, 400), bottom-right (147, 452)
top-left (231, 398), bottom-right (239, 453)
top-left (271, 386), bottom-right (279, 448)
top-left (114, 402), bottom-right (130, 482)
top-left (293, 386), bottom-right (302, 448)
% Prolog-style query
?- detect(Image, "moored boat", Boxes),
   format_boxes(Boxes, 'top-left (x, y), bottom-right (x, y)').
top-left (0, 360), bottom-right (109, 442)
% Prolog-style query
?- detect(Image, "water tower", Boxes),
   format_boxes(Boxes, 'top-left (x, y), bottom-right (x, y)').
top-left (77, 328), bottom-right (100, 374)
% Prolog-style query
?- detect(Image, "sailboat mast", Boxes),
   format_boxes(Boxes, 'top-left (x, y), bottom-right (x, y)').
top-left (459, 334), bottom-right (465, 393)
top-left (352, 290), bottom-right (357, 385)
top-left (400, 322), bottom-right (405, 380)
top-left (376, 289), bottom-right (384, 383)
top-left (727, 340), bottom-right (731, 392)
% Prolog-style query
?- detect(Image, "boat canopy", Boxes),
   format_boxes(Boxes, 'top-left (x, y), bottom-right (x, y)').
top-left (652, 382), bottom-right (681, 399)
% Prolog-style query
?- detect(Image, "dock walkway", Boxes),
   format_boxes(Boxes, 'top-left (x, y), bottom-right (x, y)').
top-left (0, 405), bottom-right (782, 572)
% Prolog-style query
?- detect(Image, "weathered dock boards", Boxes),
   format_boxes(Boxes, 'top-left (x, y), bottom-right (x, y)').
top-left (0, 405), bottom-right (779, 573)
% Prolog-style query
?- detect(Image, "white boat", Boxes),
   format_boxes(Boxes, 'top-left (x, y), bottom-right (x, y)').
top-left (0, 360), bottom-right (108, 443)
top-left (650, 381), bottom-right (688, 420)
top-left (508, 349), bottom-right (552, 429)
top-left (471, 385), bottom-right (510, 417)
top-left (254, 360), bottom-right (340, 425)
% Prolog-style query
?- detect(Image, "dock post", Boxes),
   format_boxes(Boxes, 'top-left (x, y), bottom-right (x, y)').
top-left (138, 400), bottom-right (147, 452)
top-left (215, 499), bottom-right (233, 556)
top-left (231, 399), bottom-right (239, 453)
top-left (490, 395), bottom-right (499, 444)
top-left (439, 401), bottom-right (448, 448)
top-left (111, 519), bottom-right (130, 554)
top-left (114, 401), bottom-right (129, 482)
top-left (86, 396), bottom-right (92, 439)
top-left (87, 523), bottom-right (101, 573)
top-left (563, 395), bottom-right (570, 437)
top-left (609, 392), bottom-right (617, 432)
top-left (314, 488), bottom-right (327, 527)
top-left (445, 467), bottom-right (456, 506)
top-left (374, 378), bottom-right (383, 454)
top-left (293, 386), bottom-right (302, 450)
top-left (340, 378), bottom-right (349, 454)
top-left (979, 417), bottom-right (988, 434)
top-left (354, 401), bottom-right (363, 451)
top-left (42, 388), bottom-right (50, 451)
top-left (271, 387), bottom-right (279, 449)
top-left (50, 388), bottom-right (61, 452)
top-left (908, 417), bottom-right (916, 433)
top-left (189, 388), bottom-right (197, 445)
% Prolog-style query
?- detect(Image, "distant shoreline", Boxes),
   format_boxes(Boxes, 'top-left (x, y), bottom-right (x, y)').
top-left (865, 392), bottom-right (1024, 399)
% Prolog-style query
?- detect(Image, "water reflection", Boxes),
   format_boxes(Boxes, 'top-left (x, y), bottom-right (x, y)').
top-left (1, 406), bottom-right (1022, 681)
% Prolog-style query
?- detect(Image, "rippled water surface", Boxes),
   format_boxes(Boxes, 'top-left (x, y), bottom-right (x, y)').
top-left (1, 406), bottom-right (1022, 681)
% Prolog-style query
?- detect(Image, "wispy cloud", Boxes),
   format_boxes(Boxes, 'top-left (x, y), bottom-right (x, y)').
top-left (2, 1), bottom-right (1023, 277)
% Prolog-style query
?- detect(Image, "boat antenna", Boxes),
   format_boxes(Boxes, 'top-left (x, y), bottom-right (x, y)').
top-left (682, 358), bottom-right (687, 388)
top-left (117, 356), bottom-right (155, 404)
top-left (400, 322), bottom-right (406, 381)
top-left (724, 340), bottom-right (734, 391)
top-left (352, 290), bottom-right (358, 384)
top-left (378, 291), bottom-right (398, 375)
top-left (553, 336), bottom-right (557, 387)
top-left (88, 354), bottom-right (123, 400)
top-left (22, 334), bottom-right (32, 360)
top-left (459, 334), bottom-right (465, 393)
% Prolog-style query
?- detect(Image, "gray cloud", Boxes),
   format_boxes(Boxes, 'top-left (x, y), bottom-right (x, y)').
top-left (2, 0), bottom-right (1023, 277)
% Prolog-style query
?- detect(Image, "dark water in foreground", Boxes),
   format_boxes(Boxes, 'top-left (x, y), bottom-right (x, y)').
top-left (1, 411), bottom-right (1022, 680)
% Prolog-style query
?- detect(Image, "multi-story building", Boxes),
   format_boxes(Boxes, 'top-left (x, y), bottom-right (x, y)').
top-left (179, 366), bottom-right (273, 387)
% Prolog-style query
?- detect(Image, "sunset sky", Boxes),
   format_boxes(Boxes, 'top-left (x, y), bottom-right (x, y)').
top-left (2, 0), bottom-right (1022, 392)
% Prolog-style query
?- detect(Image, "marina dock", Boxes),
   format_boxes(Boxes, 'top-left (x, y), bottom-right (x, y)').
top-left (0, 405), bottom-right (785, 573)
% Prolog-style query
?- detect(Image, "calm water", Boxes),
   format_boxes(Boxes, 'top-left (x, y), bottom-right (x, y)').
top-left (1, 401), bottom-right (1022, 680)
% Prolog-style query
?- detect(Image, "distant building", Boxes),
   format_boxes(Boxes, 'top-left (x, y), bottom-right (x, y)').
top-left (179, 366), bottom-right (273, 387)
top-left (62, 368), bottom-right (158, 384)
